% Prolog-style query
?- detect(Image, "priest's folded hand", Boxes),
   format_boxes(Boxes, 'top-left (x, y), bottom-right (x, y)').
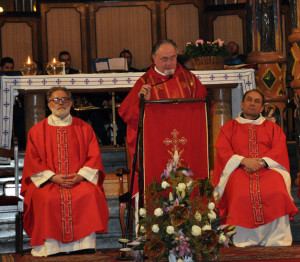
top-left (241, 158), bottom-right (265, 173)
top-left (50, 173), bottom-right (84, 188)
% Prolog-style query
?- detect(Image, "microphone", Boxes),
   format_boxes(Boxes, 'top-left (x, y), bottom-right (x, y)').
top-left (151, 74), bottom-right (173, 87)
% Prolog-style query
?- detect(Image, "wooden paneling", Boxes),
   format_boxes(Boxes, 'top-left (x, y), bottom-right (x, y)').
top-left (207, 9), bottom-right (246, 54)
top-left (165, 3), bottom-right (200, 54)
top-left (0, 17), bottom-right (39, 71)
top-left (213, 15), bottom-right (244, 52)
top-left (160, 1), bottom-right (203, 54)
top-left (89, 2), bottom-right (156, 71)
top-left (1, 22), bottom-right (32, 70)
top-left (40, 3), bottom-right (87, 72)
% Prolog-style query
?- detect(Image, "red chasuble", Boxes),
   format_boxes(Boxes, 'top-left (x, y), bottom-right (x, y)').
top-left (21, 117), bottom-right (109, 246)
top-left (118, 63), bottom-right (207, 195)
top-left (213, 119), bottom-right (298, 228)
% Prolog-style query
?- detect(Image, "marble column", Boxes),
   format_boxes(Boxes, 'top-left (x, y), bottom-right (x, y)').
top-left (208, 87), bottom-right (232, 168)
top-left (246, 0), bottom-right (287, 130)
top-left (288, 0), bottom-right (300, 185)
top-left (24, 94), bottom-right (46, 139)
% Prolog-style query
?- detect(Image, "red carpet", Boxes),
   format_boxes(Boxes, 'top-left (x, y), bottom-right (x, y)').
top-left (1, 246), bottom-right (300, 261)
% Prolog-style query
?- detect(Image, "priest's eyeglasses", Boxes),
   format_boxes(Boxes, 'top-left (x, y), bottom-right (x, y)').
top-left (49, 97), bottom-right (71, 104)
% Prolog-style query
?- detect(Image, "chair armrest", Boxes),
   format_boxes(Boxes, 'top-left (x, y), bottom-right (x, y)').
top-left (116, 168), bottom-right (130, 199)
top-left (116, 168), bottom-right (130, 177)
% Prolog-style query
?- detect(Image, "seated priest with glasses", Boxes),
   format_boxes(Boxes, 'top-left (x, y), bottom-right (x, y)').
top-left (21, 86), bottom-right (109, 257)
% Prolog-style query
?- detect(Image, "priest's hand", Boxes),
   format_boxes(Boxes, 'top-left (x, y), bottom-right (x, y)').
top-left (241, 158), bottom-right (264, 173)
top-left (50, 173), bottom-right (84, 188)
top-left (138, 84), bottom-right (151, 100)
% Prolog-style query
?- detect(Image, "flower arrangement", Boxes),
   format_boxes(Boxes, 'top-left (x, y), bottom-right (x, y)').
top-left (184, 39), bottom-right (231, 59)
top-left (127, 151), bottom-right (235, 262)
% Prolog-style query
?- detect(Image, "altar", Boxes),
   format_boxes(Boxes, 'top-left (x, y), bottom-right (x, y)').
top-left (0, 69), bottom-right (256, 151)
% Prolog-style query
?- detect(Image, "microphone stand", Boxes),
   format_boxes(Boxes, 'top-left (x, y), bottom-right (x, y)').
top-left (150, 74), bottom-right (173, 87)
top-left (117, 94), bottom-right (146, 261)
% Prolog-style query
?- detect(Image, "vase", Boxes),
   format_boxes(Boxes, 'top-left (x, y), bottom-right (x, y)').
top-left (168, 252), bottom-right (193, 262)
top-left (191, 56), bottom-right (225, 70)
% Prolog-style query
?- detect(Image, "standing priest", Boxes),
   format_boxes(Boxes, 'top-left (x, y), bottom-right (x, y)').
top-left (213, 89), bottom-right (298, 246)
top-left (21, 87), bottom-right (109, 257)
top-left (118, 39), bottom-right (207, 195)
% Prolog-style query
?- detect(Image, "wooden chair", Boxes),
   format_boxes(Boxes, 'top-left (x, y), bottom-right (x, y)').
top-left (0, 138), bottom-right (23, 255)
top-left (116, 138), bottom-right (134, 239)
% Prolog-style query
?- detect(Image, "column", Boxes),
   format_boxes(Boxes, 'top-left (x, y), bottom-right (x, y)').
top-left (24, 94), bottom-right (46, 139)
top-left (288, 0), bottom-right (300, 185)
top-left (208, 87), bottom-right (232, 168)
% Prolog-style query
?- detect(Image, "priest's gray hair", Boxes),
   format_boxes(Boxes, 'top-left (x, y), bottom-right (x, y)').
top-left (47, 86), bottom-right (72, 102)
top-left (152, 39), bottom-right (178, 56)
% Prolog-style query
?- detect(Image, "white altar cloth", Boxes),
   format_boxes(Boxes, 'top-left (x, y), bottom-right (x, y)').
top-left (1, 69), bottom-right (256, 150)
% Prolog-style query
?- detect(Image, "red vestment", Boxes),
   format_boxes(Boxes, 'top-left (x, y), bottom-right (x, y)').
top-left (118, 63), bottom-right (207, 195)
top-left (21, 117), bottom-right (109, 246)
top-left (213, 118), bottom-right (298, 228)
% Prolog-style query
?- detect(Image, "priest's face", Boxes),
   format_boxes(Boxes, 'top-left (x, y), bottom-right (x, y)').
top-left (241, 91), bottom-right (264, 120)
top-left (152, 43), bottom-right (177, 75)
top-left (48, 90), bottom-right (73, 119)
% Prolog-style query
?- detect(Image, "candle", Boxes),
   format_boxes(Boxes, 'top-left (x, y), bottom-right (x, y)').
top-left (21, 56), bottom-right (37, 76)
top-left (46, 58), bottom-right (63, 75)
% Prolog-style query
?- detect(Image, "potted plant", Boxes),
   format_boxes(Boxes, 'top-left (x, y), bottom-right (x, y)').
top-left (126, 151), bottom-right (235, 262)
top-left (184, 39), bottom-right (231, 70)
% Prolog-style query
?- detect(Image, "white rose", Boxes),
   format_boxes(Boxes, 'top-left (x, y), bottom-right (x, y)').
top-left (177, 183), bottom-right (186, 192)
top-left (208, 210), bottom-right (217, 221)
top-left (139, 208), bottom-right (146, 217)
top-left (152, 224), bottom-right (159, 233)
top-left (166, 226), bottom-right (175, 235)
top-left (202, 224), bottom-right (211, 231)
top-left (191, 225), bottom-right (202, 237)
top-left (208, 202), bottom-right (215, 211)
top-left (140, 225), bottom-right (146, 233)
top-left (218, 233), bottom-right (226, 244)
top-left (161, 181), bottom-right (170, 189)
top-left (195, 211), bottom-right (202, 222)
top-left (154, 208), bottom-right (164, 217)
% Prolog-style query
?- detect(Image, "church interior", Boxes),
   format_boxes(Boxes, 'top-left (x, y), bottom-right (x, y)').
top-left (1, 0), bottom-right (300, 260)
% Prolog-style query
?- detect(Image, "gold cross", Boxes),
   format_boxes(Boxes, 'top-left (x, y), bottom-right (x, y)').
top-left (163, 129), bottom-right (187, 152)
